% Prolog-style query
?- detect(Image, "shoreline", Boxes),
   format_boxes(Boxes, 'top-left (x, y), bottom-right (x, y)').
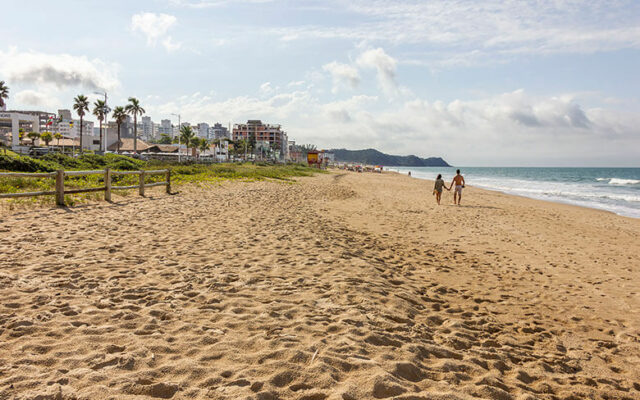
top-left (384, 167), bottom-right (640, 219)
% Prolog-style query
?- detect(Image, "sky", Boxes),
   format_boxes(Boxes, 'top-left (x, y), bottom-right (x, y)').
top-left (1, 0), bottom-right (639, 166)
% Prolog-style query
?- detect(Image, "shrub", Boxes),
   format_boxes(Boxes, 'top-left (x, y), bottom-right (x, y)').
top-left (108, 159), bottom-right (141, 171)
top-left (41, 153), bottom-right (83, 169)
top-left (0, 154), bottom-right (58, 172)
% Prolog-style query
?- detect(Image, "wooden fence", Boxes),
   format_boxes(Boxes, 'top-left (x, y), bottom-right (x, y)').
top-left (0, 169), bottom-right (171, 206)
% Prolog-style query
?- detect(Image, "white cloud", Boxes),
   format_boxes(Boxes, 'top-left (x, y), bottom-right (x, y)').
top-left (266, 0), bottom-right (640, 66)
top-left (162, 36), bottom-right (182, 52)
top-left (0, 48), bottom-right (120, 91)
top-left (322, 62), bottom-right (360, 93)
top-left (14, 90), bottom-right (60, 109)
top-left (356, 48), bottom-right (397, 96)
top-left (259, 82), bottom-right (274, 95)
top-left (321, 95), bottom-right (377, 123)
top-left (131, 12), bottom-right (181, 51)
top-left (211, 38), bottom-right (228, 47)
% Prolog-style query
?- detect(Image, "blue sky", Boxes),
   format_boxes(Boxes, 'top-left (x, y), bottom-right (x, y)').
top-left (1, 0), bottom-right (639, 166)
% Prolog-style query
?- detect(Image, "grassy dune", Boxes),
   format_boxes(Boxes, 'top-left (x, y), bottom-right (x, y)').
top-left (0, 152), bottom-right (320, 207)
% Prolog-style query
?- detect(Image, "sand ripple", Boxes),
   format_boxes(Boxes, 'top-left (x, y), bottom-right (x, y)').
top-left (1, 173), bottom-right (639, 399)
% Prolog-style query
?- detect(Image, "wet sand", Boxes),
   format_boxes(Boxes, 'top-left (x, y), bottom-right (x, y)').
top-left (1, 171), bottom-right (639, 399)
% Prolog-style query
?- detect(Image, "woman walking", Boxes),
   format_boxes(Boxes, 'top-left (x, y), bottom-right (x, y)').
top-left (433, 174), bottom-right (449, 205)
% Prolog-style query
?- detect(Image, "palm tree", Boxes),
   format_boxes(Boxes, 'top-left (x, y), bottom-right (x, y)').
top-left (92, 99), bottom-right (110, 153)
top-left (112, 106), bottom-right (127, 154)
top-left (158, 133), bottom-right (172, 144)
top-left (180, 125), bottom-right (196, 157)
top-left (18, 128), bottom-right (25, 145)
top-left (0, 81), bottom-right (8, 111)
top-left (198, 138), bottom-right (209, 157)
top-left (232, 138), bottom-right (247, 159)
top-left (191, 137), bottom-right (200, 158)
top-left (73, 95), bottom-right (89, 153)
top-left (125, 97), bottom-right (145, 154)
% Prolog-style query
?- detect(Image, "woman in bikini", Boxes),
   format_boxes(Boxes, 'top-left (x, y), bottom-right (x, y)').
top-left (433, 174), bottom-right (449, 205)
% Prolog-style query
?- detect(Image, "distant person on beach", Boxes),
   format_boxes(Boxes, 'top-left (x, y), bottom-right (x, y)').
top-left (450, 169), bottom-right (465, 205)
top-left (433, 174), bottom-right (449, 205)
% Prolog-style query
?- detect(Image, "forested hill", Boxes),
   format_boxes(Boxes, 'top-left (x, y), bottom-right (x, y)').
top-left (330, 148), bottom-right (451, 167)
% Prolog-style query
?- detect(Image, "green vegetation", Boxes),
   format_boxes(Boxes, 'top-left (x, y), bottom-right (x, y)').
top-left (0, 152), bottom-right (320, 207)
top-left (0, 80), bottom-right (8, 109)
top-left (179, 125), bottom-right (197, 155)
top-left (166, 162), bottom-right (319, 185)
top-left (0, 152), bottom-right (145, 172)
top-left (156, 133), bottom-right (173, 144)
top-left (27, 131), bottom-right (40, 146)
top-left (40, 131), bottom-right (53, 146)
top-left (93, 99), bottom-right (110, 152)
top-left (112, 106), bottom-right (127, 153)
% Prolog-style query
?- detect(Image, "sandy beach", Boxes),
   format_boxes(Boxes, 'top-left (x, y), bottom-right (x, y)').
top-left (1, 170), bottom-right (639, 400)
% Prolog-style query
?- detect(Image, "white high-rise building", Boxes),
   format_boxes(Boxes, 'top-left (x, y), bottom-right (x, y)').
top-left (159, 119), bottom-right (173, 136)
top-left (197, 122), bottom-right (209, 139)
top-left (141, 116), bottom-right (153, 140)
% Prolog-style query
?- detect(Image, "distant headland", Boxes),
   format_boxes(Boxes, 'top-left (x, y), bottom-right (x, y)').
top-left (330, 148), bottom-right (451, 167)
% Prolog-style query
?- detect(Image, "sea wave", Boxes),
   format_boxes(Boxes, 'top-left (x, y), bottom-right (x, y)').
top-left (596, 177), bottom-right (640, 185)
top-left (609, 178), bottom-right (640, 185)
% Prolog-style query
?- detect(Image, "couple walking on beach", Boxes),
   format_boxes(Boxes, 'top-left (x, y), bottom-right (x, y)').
top-left (433, 169), bottom-right (465, 205)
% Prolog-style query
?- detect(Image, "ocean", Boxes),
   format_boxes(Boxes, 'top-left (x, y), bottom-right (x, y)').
top-left (385, 167), bottom-right (640, 218)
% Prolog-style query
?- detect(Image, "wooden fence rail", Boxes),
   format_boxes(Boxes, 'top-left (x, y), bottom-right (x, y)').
top-left (0, 169), bottom-right (171, 206)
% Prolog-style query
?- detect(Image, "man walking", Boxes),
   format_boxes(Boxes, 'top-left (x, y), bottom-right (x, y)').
top-left (450, 169), bottom-right (465, 205)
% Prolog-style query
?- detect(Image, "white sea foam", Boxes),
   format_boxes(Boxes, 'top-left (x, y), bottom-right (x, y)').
top-left (595, 177), bottom-right (640, 185)
top-left (608, 178), bottom-right (640, 185)
top-left (471, 181), bottom-right (640, 217)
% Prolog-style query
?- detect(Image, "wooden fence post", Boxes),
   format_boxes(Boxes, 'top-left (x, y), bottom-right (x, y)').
top-left (55, 170), bottom-right (65, 206)
top-left (166, 169), bottom-right (171, 194)
top-left (104, 168), bottom-right (111, 201)
top-left (139, 171), bottom-right (145, 196)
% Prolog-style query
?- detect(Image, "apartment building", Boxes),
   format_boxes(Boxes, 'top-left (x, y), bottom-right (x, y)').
top-left (158, 119), bottom-right (173, 136)
top-left (210, 122), bottom-right (230, 140)
top-left (232, 120), bottom-right (288, 152)
top-left (197, 122), bottom-right (209, 139)
top-left (141, 116), bottom-right (153, 140)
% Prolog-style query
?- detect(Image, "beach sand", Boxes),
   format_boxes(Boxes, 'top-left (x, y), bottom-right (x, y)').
top-left (1, 171), bottom-right (639, 399)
